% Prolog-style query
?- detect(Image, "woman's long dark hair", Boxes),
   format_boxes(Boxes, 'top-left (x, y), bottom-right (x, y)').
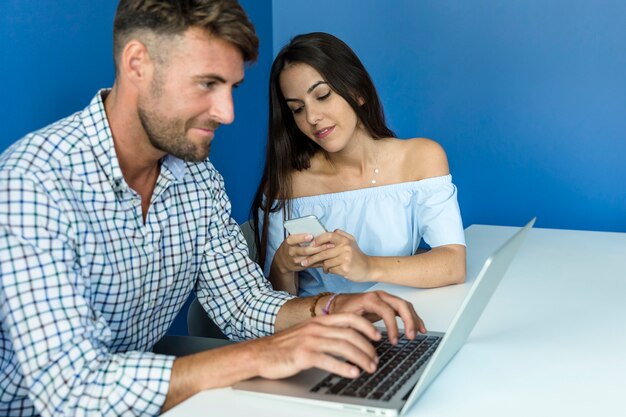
top-left (251, 32), bottom-right (395, 269)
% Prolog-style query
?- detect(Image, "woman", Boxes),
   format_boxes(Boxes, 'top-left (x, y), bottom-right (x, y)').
top-left (251, 32), bottom-right (466, 296)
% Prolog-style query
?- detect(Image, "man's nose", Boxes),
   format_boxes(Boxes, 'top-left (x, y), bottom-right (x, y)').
top-left (210, 90), bottom-right (235, 125)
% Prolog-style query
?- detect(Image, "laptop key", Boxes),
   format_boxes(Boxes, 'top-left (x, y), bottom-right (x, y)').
top-left (369, 391), bottom-right (384, 400)
top-left (311, 333), bottom-right (442, 402)
top-left (327, 379), bottom-right (350, 394)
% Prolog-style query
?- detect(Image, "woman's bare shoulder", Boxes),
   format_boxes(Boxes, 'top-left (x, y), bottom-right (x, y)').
top-left (391, 137), bottom-right (450, 181)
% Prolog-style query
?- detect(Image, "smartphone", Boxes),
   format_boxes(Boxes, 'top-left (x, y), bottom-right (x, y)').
top-left (283, 215), bottom-right (327, 246)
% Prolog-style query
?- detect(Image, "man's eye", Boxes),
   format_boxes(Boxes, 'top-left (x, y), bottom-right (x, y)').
top-left (202, 82), bottom-right (216, 89)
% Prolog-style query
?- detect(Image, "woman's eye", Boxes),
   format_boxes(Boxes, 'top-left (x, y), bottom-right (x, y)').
top-left (318, 91), bottom-right (331, 100)
top-left (292, 107), bottom-right (303, 114)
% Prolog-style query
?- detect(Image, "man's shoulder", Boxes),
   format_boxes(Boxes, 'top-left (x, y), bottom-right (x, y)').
top-left (184, 159), bottom-right (224, 188)
top-left (0, 111), bottom-right (87, 178)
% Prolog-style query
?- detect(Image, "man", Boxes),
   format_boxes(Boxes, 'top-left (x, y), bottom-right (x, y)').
top-left (0, 1), bottom-right (426, 415)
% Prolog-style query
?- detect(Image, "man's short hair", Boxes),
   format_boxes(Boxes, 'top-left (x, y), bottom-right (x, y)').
top-left (113, 0), bottom-right (259, 70)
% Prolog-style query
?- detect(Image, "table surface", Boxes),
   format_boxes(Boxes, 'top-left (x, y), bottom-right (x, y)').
top-left (163, 224), bottom-right (626, 416)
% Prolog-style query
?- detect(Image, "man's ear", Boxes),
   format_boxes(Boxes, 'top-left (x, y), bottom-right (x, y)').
top-left (120, 39), bottom-right (153, 88)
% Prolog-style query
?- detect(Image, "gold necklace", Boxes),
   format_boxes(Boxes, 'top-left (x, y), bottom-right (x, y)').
top-left (329, 144), bottom-right (380, 188)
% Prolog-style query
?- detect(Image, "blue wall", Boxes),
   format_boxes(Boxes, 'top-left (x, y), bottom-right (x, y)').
top-left (273, 0), bottom-right (626, 233)
top-left (1, 0), bottom-right (116, 145)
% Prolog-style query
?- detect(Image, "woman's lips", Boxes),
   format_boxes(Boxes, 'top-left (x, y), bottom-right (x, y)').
top-left (314, 126), bottom-right (334, 139)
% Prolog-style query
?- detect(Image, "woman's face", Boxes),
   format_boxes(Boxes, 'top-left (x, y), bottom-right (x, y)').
top-left (279, 63), bottom-right (365, 153)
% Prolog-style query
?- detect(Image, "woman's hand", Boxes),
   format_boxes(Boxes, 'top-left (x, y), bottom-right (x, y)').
top-left (272, 233), bottom-right (335, 274)
top-left (301, 230), bottom-right (373, 282)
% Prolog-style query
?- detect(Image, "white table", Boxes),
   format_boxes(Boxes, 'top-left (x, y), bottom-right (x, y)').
top-left (163, 225), bottom-right (626, 416)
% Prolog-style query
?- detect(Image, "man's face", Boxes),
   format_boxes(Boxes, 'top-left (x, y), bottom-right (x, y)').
top-left (137, 27), bottom-right (245, 162)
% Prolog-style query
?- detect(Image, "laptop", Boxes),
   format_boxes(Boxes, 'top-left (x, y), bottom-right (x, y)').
top-left (234, 218), bottom-right (536, 416)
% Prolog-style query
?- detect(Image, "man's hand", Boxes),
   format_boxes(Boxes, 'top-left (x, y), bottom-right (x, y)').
top-left (165, 292), bottom-right (425, 412)
top-left (250, 313), bottom-right (381, 380)
top-left (330, 291), bottom-right (427, 345)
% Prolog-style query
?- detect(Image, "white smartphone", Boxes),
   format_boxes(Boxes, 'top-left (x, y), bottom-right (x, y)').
top-left (283, 215), bottom-right (327, 246)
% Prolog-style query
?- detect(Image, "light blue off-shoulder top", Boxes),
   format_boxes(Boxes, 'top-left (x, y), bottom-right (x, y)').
top-left (261, 174), bottom-right (465, 296)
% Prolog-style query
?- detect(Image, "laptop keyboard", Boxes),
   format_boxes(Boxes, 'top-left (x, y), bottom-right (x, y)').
top-left (310, 332), bottom-right (441, 401)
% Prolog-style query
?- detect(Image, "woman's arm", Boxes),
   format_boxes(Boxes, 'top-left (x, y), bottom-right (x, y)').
top-left (367, 244), bottom-right (466, 286)
top-left (302, 231), bottom-right (466, 287)
top-left (269, 255), bottom-right (299, 294)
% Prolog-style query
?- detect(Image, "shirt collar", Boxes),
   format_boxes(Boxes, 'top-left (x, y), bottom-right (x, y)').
top-left (80, 89), bottom-right (126, 189)
top-left (162, 154), bottom-right (187, 182)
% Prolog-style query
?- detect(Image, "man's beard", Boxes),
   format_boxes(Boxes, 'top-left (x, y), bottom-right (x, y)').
top-left (137, 106), bottom-right (215, 163)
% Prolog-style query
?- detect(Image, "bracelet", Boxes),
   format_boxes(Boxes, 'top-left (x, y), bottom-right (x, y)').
top-left (310, 292), bottom-right (332, 317)
top-left (322, 293), bottom-right (341, 315)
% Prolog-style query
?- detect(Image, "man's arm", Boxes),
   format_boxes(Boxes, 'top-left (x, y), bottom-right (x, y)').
top-left (193, 167), bottom-right (296, 340)
top-left (161, 290), bottom-right (427, 412)
top-left (0, 175), bottom-right (173, 416)
top-left (161, 313), bottom-right (381, 412)
top-left (275, 291), bottom-right (427, 343)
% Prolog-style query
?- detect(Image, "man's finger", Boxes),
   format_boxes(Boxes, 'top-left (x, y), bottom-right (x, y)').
top-left (314, 313), bottom-right (381, 342)
top-left (377, 292), bottom-right (426, 337)
top-left (311, 337), bottom-right (377, 374)
top-left (357, 292), bottom-right (403, 344)
top-left (317, 326), bottom-right (378, 361)
top-left (308, 351), bottom-right (362, 379)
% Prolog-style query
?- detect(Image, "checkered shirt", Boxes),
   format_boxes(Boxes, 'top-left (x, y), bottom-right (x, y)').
top-left (0, 90), bottom-right (293, 416)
